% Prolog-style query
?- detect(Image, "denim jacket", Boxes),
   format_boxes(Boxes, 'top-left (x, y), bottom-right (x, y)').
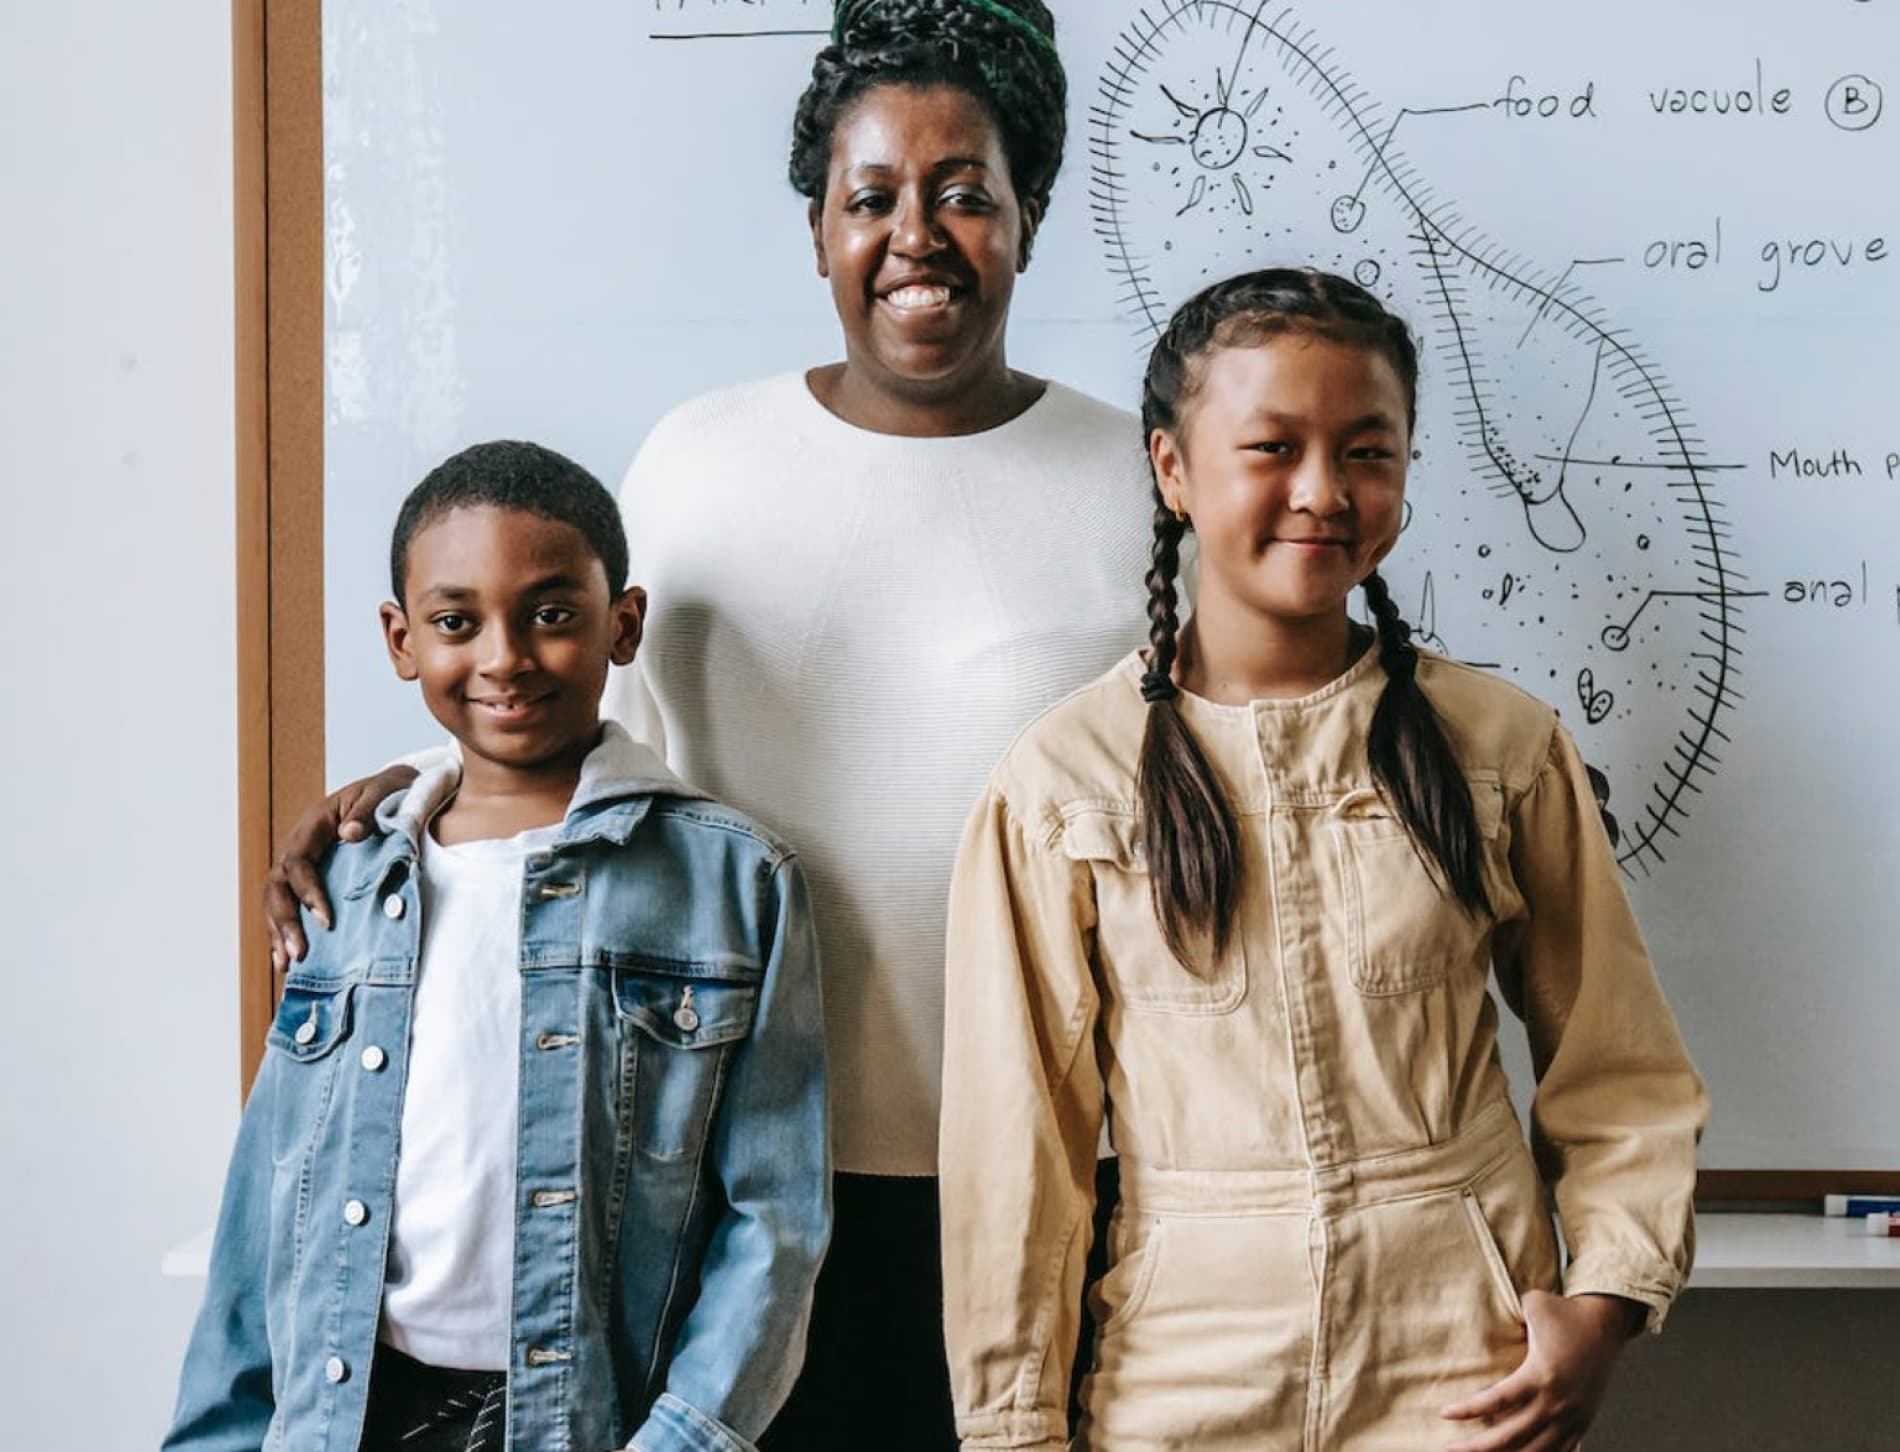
top-left (165, 724), bottom-right (830, 1452)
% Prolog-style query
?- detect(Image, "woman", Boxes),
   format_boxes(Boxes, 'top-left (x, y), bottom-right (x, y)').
top-left (264, 3), bottom-right (1146, 1444)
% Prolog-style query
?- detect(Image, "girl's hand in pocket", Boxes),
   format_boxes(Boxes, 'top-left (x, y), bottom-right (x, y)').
top-left (1440, 1290), bottom-right (1640, 1452)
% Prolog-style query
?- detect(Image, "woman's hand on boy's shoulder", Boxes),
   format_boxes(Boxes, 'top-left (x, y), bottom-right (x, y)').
top-left (1439, 1289), bottom-right (1638, 1452)
top-left (264, 764), bottom-right (418, 971)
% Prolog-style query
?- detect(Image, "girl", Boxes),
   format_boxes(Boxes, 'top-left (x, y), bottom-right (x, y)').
top-left (262, 4), bottom-right (1143, 1444)
top-left (939, 270), bottom-right (1708, 1452)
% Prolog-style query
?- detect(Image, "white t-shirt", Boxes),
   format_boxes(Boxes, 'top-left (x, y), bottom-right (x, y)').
top-left (379, 821), bottom-right (561, 1370)
top-left (606, 372), bottom-right (1159, 1176)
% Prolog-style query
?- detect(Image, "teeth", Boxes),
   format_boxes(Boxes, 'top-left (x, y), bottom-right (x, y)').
top-left (885, 285), bottom-right (954, 309)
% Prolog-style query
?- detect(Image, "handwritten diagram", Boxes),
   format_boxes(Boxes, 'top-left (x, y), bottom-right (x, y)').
top-left (1091, 1), bottom-right (1761, 875)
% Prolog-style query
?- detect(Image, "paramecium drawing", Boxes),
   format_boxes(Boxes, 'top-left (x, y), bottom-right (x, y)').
top-left (1092, 2), bottom-right (1761, 875)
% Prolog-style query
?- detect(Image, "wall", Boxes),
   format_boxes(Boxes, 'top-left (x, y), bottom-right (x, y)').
top-left (0, 2), bottom-right (238, 1444)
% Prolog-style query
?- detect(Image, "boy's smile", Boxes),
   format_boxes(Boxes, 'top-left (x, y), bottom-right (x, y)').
top-left (381, 504), bottom-right (643, 801)
top-left (467, 690), bottom-right (556, 722)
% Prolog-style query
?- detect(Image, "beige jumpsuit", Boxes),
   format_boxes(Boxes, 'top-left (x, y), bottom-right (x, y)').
top-left (940, 648), bottom-right (1708, 1451)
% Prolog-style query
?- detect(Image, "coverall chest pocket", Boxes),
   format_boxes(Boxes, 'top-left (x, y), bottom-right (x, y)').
top-left (613, 969), bottom-right (758, 1162)
top-left (263, 979), bottom-right (354, 1167)
top-left (1063, 809), bottom-right (1246, 1016)
top-left (1326, 778), bottom-right (1502, 995)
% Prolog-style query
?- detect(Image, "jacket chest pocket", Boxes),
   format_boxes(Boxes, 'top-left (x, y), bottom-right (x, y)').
top-left (613, 969), bottom-right (758, 1162)
top-left (1325, 778), bottom-right (1502, 995)
top-left (263, 980), bottom-right (355, 1167)
top-left (1062, 809), bottom-right (1246, 1016)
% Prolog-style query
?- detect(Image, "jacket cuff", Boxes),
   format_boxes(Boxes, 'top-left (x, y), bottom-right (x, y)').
top-left (628, 1393), bottom-right (756, 1452)
top-left (1563, 1258), bottom-right (1685, 1335)
top-left (955, 1407), bottom-right (1069, 1449)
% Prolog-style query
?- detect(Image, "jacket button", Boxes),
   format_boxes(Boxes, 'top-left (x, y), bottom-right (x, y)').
top-left (294, 1019), bottom-right (318, 1046)
top-left (383, 893), bottom-right (406, 920)
top-left (343, 1199), bottom-right (369, 1227)
top-left (324, 1356), bottom-right (348, 1384)
top-left (673, 986), bottom-right (700, 1033)
top-left (360, 1045), bottom-right (387, 1072)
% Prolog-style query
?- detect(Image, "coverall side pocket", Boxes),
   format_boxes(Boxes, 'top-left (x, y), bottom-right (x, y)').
top-left (1090, 1212), bottom-right (1167, 1339)
top-left (1465, 1146), bottom-right (1564, 1316)
top-left (1460, 1187), bottom-right (1526, 1323)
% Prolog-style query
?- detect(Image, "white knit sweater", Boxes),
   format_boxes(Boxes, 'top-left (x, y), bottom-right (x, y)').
top-left (604, 372), bottom-right (1157, 1175)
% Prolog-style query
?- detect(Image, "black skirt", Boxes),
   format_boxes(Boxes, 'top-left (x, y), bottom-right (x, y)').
top-left (760, 1162), bottom-right (1119, 1451)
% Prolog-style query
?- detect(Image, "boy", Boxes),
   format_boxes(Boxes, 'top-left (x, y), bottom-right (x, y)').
top-left (165, 441), bottom-right (829, 1452)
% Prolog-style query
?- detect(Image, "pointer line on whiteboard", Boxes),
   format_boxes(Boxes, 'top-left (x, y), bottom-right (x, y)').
top-left (1530, 454), bottom-right (1747, 472)
top-left (649, 30), bottom-right (830, 41)
top-left (1516, 258), bottom-right (1626, 350)
top-left (1347, 104), bottom-right (1491, 209)
top-left (1602, 588), bottom-right (1771, 651)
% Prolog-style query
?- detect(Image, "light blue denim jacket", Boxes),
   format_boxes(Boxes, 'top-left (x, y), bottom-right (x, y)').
top-left (165, 724), bottom-right (830, 1452)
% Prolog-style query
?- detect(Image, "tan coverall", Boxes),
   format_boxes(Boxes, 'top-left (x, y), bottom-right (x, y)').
top-left (940, 648), bottom-right (1708, 1451)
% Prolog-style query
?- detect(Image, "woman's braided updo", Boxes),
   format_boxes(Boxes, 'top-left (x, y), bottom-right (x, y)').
top-left (789, 0), bottom-right (1067, 214)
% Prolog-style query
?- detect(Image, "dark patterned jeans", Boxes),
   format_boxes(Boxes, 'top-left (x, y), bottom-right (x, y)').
top-left (359, 1343), bottom-right (506, 1452)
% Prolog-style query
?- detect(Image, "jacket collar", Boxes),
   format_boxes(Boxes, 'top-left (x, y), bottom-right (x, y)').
top-left (346, 723), bottom-right (707, 897)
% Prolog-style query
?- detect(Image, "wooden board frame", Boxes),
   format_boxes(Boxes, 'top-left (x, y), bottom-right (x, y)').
top-left (235, 0), bottom-right (326, 1093)
top-left (231, 0), bottom-right (1892, 1201)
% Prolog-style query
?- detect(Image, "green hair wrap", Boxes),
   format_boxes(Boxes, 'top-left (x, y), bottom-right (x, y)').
top-left (831, 0), bottom-right (1062, 64)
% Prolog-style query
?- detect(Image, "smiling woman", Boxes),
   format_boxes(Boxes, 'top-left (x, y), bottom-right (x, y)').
top-left (264, 1), bottom-right (1154, 1446)
top-left (790, 0), bottom-right (1064, 435)
top-left (806, 82), bottom-right (1040, 430)
top-left (605, 11), bottom-right (1153, 1438)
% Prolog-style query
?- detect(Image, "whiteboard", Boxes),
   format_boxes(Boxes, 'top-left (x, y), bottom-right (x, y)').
top-left (322, 0), bottom-right (1900, 1173)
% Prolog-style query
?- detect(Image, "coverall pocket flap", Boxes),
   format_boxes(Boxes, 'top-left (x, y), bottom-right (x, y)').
top-left (1061, 808), bottom-right (1246, 1015)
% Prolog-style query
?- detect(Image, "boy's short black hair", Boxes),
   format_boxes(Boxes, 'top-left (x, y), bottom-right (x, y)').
top-left (390, 440), bottom-right (629, 605)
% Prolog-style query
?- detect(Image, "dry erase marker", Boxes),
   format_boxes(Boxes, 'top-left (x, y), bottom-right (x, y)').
top-left (1824, 1195), bottom-right (1900, 1217)
top-left (1862, 1213), bottom-right (1900, 1238)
